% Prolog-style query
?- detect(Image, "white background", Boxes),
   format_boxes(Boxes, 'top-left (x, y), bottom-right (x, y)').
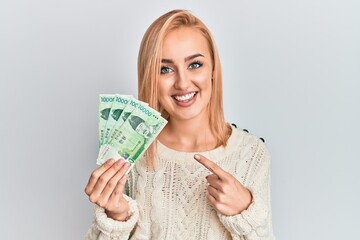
top-left (1, 0), bottom-right (359, 239)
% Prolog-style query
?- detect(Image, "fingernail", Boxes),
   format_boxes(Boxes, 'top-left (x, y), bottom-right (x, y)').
top-left (194, 154), bottom-right (200, 160)
top-left (117, 159), bottom-right (125, 165)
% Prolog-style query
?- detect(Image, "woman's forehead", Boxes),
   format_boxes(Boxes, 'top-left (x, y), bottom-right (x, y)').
top-left (162, 27), bottom-right (210, 60)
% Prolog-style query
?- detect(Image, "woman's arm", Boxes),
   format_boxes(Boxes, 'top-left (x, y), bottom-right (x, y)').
top-left (217, 139), bottom-right (275, 239)
top-left (85, 194), bottom-right (139, 240)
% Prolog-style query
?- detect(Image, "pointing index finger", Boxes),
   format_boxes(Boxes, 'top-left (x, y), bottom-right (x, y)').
top-left (194, 154), bottom-right (227, 179)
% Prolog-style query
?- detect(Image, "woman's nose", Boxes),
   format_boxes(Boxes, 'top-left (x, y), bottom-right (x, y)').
top-left (174, 70), bottom-right (190, 90)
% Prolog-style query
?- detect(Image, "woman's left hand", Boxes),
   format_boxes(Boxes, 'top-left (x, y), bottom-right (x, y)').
top-left (194, 154), bottom-right (252, 216)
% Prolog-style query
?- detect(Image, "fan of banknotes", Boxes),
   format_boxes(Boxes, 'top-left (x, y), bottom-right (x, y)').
top-left (96, 94), bottom-right (167, 168)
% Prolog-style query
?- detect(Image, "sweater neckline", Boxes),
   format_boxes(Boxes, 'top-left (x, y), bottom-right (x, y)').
top-left (156, 125), bottom-right (240, 163)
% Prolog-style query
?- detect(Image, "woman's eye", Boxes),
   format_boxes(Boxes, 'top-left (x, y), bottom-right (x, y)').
top-left (160, 66), bottom-right (173, 74)
top-left (188, 61), bottom-right (202, 70)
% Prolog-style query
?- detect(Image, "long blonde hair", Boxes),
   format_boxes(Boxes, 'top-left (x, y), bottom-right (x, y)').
top-left (138, 10), bottom-right (231, 167)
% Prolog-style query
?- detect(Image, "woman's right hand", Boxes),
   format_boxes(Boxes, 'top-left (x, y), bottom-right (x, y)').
top-left (85, 158), bottom-right (131, 221)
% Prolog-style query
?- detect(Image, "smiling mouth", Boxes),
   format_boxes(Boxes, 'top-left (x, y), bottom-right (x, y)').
top-left (172, 91), bottom-right (198, 102)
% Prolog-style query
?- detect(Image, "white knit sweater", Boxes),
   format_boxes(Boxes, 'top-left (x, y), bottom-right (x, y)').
top-left (85, 126), bottom-right (275, 240)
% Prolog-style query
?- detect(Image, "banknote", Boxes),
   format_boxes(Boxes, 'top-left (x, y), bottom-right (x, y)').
top-left (98, 97), bottom-right (143, 160)
top-left (102, 94), bottom-right (132, 146)
top-left (98, 94), bottom-right (116, 147)
top-left (105, 98), bottom-right (147, 145)
top-left (97, 102), bottom-right (167, 167)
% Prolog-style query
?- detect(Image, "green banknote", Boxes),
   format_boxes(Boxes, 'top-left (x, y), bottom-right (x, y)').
top-left (97, 102), bottom-right (167, 166)
top-left (98, 97), bottom-right (144, 159)
top-left (98, 94), bottom-right (115, 147)
top-left (102, 94), bottom-right (132, 146)
top-left (105, 98), bottom-right (147, 145)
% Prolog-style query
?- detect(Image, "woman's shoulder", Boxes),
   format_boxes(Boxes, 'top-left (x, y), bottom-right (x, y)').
top-left (227, 124), bottom-right (271, 174)
top-left (227, 123), bottom-right (269, 156)
top-left (228, 123), bottom-right (265, 144)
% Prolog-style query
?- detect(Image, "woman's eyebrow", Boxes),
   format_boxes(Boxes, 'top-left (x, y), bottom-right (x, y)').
top-left (185, 53), bottom-right (204, 61)
top-left (161, 53), bottom-right (204, 64)
top-left (161, 58), bottom-right (173, 64)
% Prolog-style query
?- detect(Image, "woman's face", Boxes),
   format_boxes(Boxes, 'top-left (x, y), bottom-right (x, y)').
top-left (158, 27), bottom-right (213, 122)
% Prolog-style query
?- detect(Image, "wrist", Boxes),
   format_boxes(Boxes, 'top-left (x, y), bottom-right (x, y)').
top-left (106, 208), bottom-right (130, 221)
top-left (105, 198), bottom-right (130, 221)
top-left (235, 188), bottom-right (253, 215)
top-left (241, 189), bottom-right (253, 212)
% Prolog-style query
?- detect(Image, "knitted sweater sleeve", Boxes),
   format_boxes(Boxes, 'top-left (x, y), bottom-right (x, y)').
top-left (84, 194), bottom-right (139, 240)
top-left (217, 139), bottom-right (275, 240)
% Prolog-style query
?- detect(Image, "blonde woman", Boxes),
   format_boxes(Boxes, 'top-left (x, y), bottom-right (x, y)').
top-left (85, 9), bottom-right (275, 240)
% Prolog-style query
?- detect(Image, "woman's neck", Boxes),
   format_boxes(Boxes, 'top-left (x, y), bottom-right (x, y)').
top-left (158, 115), bottom-right (217, 152)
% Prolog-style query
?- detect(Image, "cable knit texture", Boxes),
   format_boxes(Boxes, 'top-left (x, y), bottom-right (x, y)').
top-left (85, 125), bottom-right (275, 240)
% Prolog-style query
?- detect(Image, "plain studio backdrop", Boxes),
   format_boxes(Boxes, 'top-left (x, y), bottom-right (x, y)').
top-left (1, 0), bottom-right (359, 239)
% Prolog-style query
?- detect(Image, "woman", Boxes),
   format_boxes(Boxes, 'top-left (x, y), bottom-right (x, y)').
top-left (85, 9), bottom-right (275, 240)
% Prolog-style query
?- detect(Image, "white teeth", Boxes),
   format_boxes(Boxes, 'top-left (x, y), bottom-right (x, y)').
top-left (174, 92), bottom-right (196, 102)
